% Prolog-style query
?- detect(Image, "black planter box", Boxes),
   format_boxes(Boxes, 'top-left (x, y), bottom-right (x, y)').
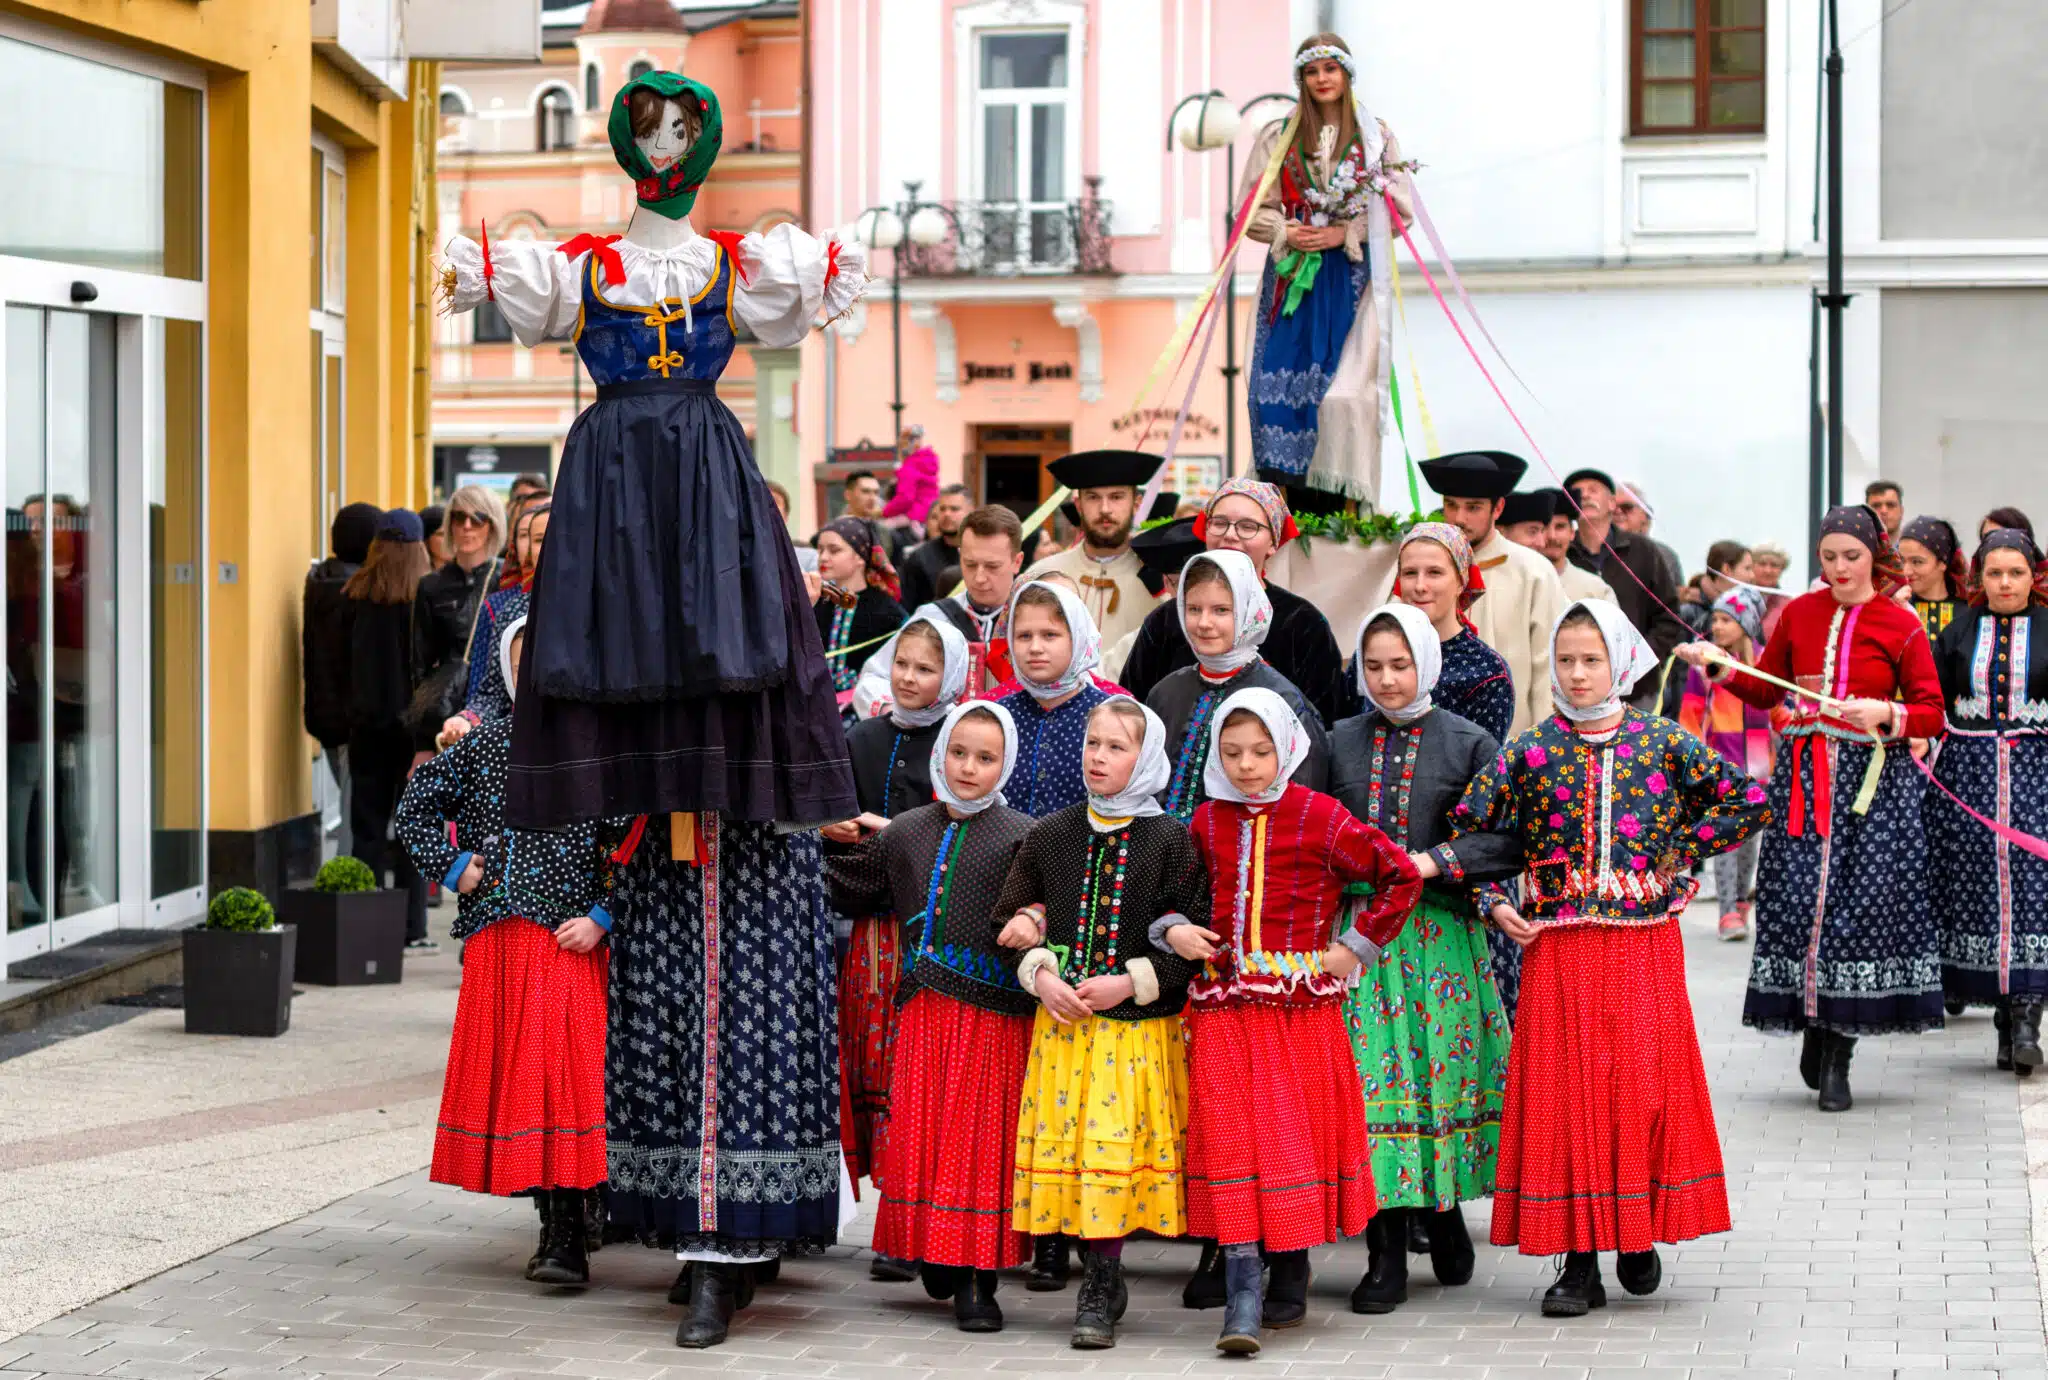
top-left (280, 887), bottom-right (407, 986)
top-left (183, 926), bottom-right (296, 1037)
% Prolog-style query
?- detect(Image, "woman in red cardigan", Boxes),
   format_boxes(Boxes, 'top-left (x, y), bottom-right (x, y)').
top-left (1676, 504), bottom-right (1946, 1114)
top-left (1170, 686), bottom-right (1422, 1355)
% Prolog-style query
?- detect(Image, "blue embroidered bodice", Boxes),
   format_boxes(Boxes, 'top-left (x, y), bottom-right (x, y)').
top-left (573, 246), bottom-right (738, 387)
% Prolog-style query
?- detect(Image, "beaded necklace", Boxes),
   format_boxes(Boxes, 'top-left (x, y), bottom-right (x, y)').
top-left (908, 819), bottom-right (1007, 988)
top-left (1363, 721), bottom-right (1423, 850)
top-left (829, 603), bottom-right (858, 690)
top-left (1163, 688), bottom-right (1223, 820)
top-left (1076, 823), bottom-right (1131, 979)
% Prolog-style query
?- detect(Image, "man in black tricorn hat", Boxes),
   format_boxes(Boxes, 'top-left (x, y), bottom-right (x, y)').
top-left (1560, 467), bottom-right (1688, 706)
top-left (1397, 450), bottom-right (1566, 736)
top-left (1025, 449), bottom-right (1170, 676)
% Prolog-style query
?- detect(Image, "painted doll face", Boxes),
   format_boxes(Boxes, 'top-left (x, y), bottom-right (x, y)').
top-left (890, 629), bottom-right (947, 712)
top-left (1082, 707), bottom-right (1142, 799)
top-left (1217, 712), bottom-right (1280, 798)
top-left (1359, 626), bottom-right (1419, 711)
top-left (1182, 573), bottom-right (1236, 658)
top-left (636, 98), bottom-right (695, 173)
top-left (944, 713), bottom-right (1007, 802)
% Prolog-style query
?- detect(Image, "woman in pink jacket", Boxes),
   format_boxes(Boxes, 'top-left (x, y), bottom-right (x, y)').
top-left (882, 426), bottom-right (941, 527)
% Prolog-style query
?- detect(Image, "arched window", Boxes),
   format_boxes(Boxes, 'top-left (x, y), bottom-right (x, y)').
top-left (438, 88), bottom-right (468, 117)
top-left (628, 59), bottom-right (654, 81)
top-left (583, 62), bottom-right (600, 111)
top-left (536, 87), bottom-right (575, 152)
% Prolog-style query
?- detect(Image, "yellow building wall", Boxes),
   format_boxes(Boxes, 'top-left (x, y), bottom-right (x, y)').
top-left (1, 1), bottom-right (436, 851)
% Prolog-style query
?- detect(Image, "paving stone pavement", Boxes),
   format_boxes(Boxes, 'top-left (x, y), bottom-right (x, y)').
top-left (5, 906), bottom-right (2047, 1379)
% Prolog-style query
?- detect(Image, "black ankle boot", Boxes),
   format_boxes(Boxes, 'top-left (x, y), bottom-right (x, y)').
top-left (1182, 1239), bottom-right (1226, 1309)
top-left (955, 1269), bottom-right (1003, 1333)
top-left (676, 1263), bottom-right (738, 1348)
top-left (1616, 1247), bottom-right (1662, 1296)
top-left (1071, 1250), bottom-right (1124, 1349)
top-left (1817, 1031), bottom-right (1856, 1113)
top-left (1997, 1002), bottom-right (2016, 1070)
top-left (667, 1264), bottom-right (691, 1305)
top-left (1351, 1211), bottom-right (1407, 1314)
top-left (1799, 1027), bottom-right (1823, 1090)
top-left (1027, 1235), bottom-right (1071, 1292)
top-left (1946, 996), bottom-right (1967, 1017)
top-left (2014, 1000), bottom-right (2044, 1071)
top-left (1541, 1252), bottom-right (1607, 1317)
top-left (524, 1192), bottom-right (555, 1282)
top-left (1428, 1204), bottom-right (1476, 1286)
top-left (1216, 1252), bottom-right (1263, 1354)
top-left (920, 1261), bottom-right (963, 1301)
top-left (1405, 1211), bottom-right (1433, 1255)
top-left (869, 1253), bottom-right (918, 1283)
top-left (1263, 1248), bottom-right (1310, 1328)
top-left (528, 1189), bottom-right (590, 1285)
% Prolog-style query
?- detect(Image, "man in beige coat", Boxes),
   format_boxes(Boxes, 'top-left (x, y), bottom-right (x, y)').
top-left (1505, 487), bottom-right (1617, 606)
top-left (1023, 449), bottom-right (1167, 678)
top-left (1412, 452), bottom-right (1566, 736)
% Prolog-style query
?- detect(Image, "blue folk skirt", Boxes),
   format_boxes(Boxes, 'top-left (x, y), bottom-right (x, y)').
top-left (1932, 733), bottom-right (2048, 1005)
top-left (507, 378), bottom-right (854, 829)
top-left (1744, 735), bottom-right (1944, 1036)
top-left (1248, 247), bottom-right (1368, 482)
top-left (602, 818), bottom-right (843, 1258)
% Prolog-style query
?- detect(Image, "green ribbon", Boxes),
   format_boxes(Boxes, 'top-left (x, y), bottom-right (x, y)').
top-left (607, 72), bottom-right (724, 221)
top-left (1388, 370), bottom-right (1424, 517)
top-left (1272, 246), bottom-right (1323, 317)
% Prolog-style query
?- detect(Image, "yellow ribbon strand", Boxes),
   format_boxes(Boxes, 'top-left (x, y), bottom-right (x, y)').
top-left (1389, 254), bottom-right (1441, 458)
top-left (1699, 646), bottom-right (1887, 816)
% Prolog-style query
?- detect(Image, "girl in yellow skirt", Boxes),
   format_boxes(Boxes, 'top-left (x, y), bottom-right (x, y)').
top-left (996, 696), bottom-right (1211, 1350)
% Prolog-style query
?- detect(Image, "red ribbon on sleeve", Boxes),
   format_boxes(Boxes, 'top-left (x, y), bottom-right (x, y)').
top-left (703, 228), bottom-right (751, 285)
top-left (479, 219), bottom-right (495, 301)
top-left (559, 232), bottom-right (626, 287)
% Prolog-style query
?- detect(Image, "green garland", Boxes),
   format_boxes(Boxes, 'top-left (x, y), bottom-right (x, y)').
top-left (1134, 507), bottom-right (1438, 548)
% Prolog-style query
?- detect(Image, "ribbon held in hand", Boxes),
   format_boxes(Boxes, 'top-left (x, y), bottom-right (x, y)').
top-left (1272, 245), bottom-right (1323, 317)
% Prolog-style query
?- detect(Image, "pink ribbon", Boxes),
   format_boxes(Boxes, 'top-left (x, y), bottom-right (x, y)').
top-left (1912, 749), bottom-right (2048, 863)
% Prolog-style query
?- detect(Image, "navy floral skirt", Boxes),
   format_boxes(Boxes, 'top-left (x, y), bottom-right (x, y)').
top-left (1932, 733), bottom-right (2048, 1006)
top-left (602, 817), bottom-right (842, 1258)
top-left (1745, 735), bottom-right (1944, 1036)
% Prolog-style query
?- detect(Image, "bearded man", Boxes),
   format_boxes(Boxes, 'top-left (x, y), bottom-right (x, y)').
top-left (1024, 449), bottom-right (1168, 677)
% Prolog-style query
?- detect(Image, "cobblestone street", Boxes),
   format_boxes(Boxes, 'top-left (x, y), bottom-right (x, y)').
top-left (3, 907), bottom-right (2045, 1379)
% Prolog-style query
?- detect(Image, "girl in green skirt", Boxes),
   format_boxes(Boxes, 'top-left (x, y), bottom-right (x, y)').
top-left (1329, 604), bottom-right (1524, 1312)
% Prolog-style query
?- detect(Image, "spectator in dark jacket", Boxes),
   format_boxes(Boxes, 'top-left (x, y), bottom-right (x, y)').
top-left (303, 502), bottom-right (381, 853)
top-left (410, 484), bottom-right (505, 750)
top-left (1562, 469), bottom-right (1689, 707)
top-left (344, 510), bottom-right (436, 951)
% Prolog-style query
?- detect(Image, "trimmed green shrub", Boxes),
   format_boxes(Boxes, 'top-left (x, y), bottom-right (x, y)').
top-left (207, 886), bottom-right (276, 932)
top-left (313, 855), bottom-right (379, 894)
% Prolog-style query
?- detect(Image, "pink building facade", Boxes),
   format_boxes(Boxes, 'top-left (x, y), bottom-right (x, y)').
top-left (431, 0), bottom-right (806, 500)
top-left (798, 0), bottom-right (1298, 532)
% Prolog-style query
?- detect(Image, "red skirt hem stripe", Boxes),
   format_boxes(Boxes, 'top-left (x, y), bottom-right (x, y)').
top-left (873, 990), bottom-right (1033, 1270)
top-left (838, 912), bottom-right (902, 1183)
top-left (1490, 919), bottom-right (1732, 1256)
top-left (431, 917), bottom-right (609, 1196)
top-left (1183, 1002), bottom-right (1376, 1252)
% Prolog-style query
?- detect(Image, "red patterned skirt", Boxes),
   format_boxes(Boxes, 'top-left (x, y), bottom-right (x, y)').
top-left (1184, 1000), bottom-right (1375, 1252)
top-left (873, 989), bottom-right (1033, 1270)
top-left (838, 912), bottom-right (903, 1182)
top-left (432, 918), bottom-right (609, 1196)
top-left (1491, 920), bottom-right (1731, 1255)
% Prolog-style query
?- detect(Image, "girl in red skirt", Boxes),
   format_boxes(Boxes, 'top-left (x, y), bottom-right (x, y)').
top-left (825, 700), bottom-right (1034, 1330)
top-left (819, 611), bottom-right (971, 1283)
top-left (397, 618), bottom-right (614, 1285)
top-left (1172, 687), bottom-right (1422, 1355)
top-left (1455, 599), bottom-right (1771, 1317)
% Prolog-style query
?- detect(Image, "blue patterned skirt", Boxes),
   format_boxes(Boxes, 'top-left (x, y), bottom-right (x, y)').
top-left (1744, 736), bottom-right (1944, 1036)
top-left (603, 817), bottom-right (842, 1257)
top-left (1932, 733), bottom-right (2048, 1006)
top-left (1248, 248), bottom-right (1368, 482)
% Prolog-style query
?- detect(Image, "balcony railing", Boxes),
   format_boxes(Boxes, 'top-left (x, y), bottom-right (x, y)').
top-left (900, 177), bottom-right (1115, 278)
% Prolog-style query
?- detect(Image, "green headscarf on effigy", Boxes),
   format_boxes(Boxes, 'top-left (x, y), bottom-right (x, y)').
top-left (607, 71), bottom-right (723, 221)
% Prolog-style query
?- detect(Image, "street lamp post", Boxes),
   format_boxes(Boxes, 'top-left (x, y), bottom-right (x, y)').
top-left (1167, 89), bottom-right (1295, 479)
top-left (856, 182), bottom-right (949, 468)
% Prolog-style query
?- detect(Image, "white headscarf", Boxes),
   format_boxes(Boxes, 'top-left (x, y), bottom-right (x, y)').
top-left (1203, 687), bottom-right (1312, 807)
top-left (1354, 603), bottom-right (1440, 725)
top-left (928, 700), bottom-right (1018, 816)
top-left (1550, 598), bottom-right (1658, 723)
top-left (1176, 550), bottom-right (1273, 677)
top-left (878, 610), bottom-right (970, 729)
top-left (499, 614), bottom-right (528, 706)
top-left (1085, 697), bottom-right (1169, 827)
top-left (1005, 579), bottom-right (1103, 702)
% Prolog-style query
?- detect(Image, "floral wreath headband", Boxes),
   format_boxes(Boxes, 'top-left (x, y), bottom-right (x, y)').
top-left (1293, 43), bottom-right (1356, 79)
